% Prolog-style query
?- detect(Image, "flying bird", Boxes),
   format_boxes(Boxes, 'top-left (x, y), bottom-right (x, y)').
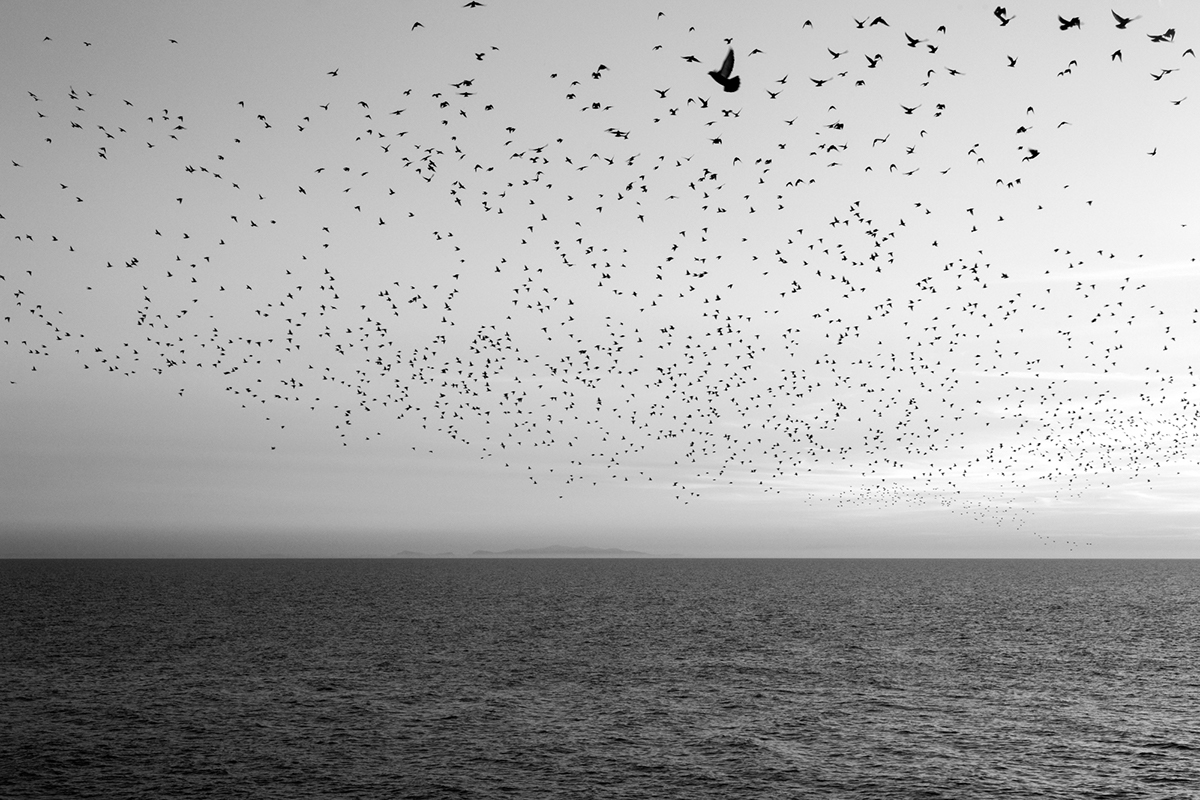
top-left (708, 49), bottom-right (740, 92)
top-left (1111, 10), bottom-right (1140, 29)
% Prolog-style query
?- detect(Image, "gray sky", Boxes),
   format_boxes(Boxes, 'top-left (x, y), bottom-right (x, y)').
top-left (3, 1), bottom-right (1199, 557)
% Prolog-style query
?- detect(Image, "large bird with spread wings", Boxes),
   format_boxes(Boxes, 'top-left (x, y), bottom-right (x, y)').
top-left (708, 48), bottom-right (740, 92)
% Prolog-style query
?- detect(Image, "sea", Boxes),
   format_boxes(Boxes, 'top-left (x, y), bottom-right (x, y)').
top-left (3, 559), bottom-right (1199, 799)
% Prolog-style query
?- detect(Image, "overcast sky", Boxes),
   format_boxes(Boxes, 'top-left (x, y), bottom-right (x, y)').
top-left (3, 1), bottom-right (1199, 557)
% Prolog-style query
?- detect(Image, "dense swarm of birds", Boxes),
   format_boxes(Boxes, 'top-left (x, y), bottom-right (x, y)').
top-left (4, 5), bottom-right (1199, 548)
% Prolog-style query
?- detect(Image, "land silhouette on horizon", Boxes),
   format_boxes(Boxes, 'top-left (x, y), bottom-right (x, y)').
top-left (391, 545), bottom-right (663, 558)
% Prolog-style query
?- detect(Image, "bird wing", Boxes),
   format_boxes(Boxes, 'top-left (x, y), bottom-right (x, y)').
top-left (720, 48), bottom-right (735, 78)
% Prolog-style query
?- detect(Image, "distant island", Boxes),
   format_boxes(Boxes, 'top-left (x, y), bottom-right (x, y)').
top-left (391, 545), bottom-right (660, 558)
top-left (471, 545), bottom-right (653, 557)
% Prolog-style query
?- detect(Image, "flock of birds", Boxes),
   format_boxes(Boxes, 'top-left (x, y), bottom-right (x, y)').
top-left (4, 5), bottom-right (1199, 548)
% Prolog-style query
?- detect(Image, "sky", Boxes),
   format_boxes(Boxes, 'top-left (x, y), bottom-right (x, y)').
top-left (3, 0), bottom-right (1200, 558)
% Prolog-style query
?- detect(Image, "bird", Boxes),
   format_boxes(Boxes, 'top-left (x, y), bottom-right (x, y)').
top-left (708, 49), bottom-right (740, 92)
top-left (1058, 16), bottom-right (1082, 30)
top-left (1111, 10), bottom-right (1140, 29)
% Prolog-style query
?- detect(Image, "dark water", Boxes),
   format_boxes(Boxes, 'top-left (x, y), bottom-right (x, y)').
top-left (3, 559), bottom-right (1199, 799)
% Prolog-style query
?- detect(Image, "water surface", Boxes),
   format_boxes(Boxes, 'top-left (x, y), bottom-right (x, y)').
top-left (4, 559), bottom-right (1198, 798)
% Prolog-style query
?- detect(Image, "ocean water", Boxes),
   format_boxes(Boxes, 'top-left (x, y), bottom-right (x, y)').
top-left (3, 558), bottom-right (1199, 799)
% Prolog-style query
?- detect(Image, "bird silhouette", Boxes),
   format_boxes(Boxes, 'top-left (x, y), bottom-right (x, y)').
top-left (1111, 10), bottom-right (1140, 29)
top-left (708, 48), bottom-right (740, 92)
